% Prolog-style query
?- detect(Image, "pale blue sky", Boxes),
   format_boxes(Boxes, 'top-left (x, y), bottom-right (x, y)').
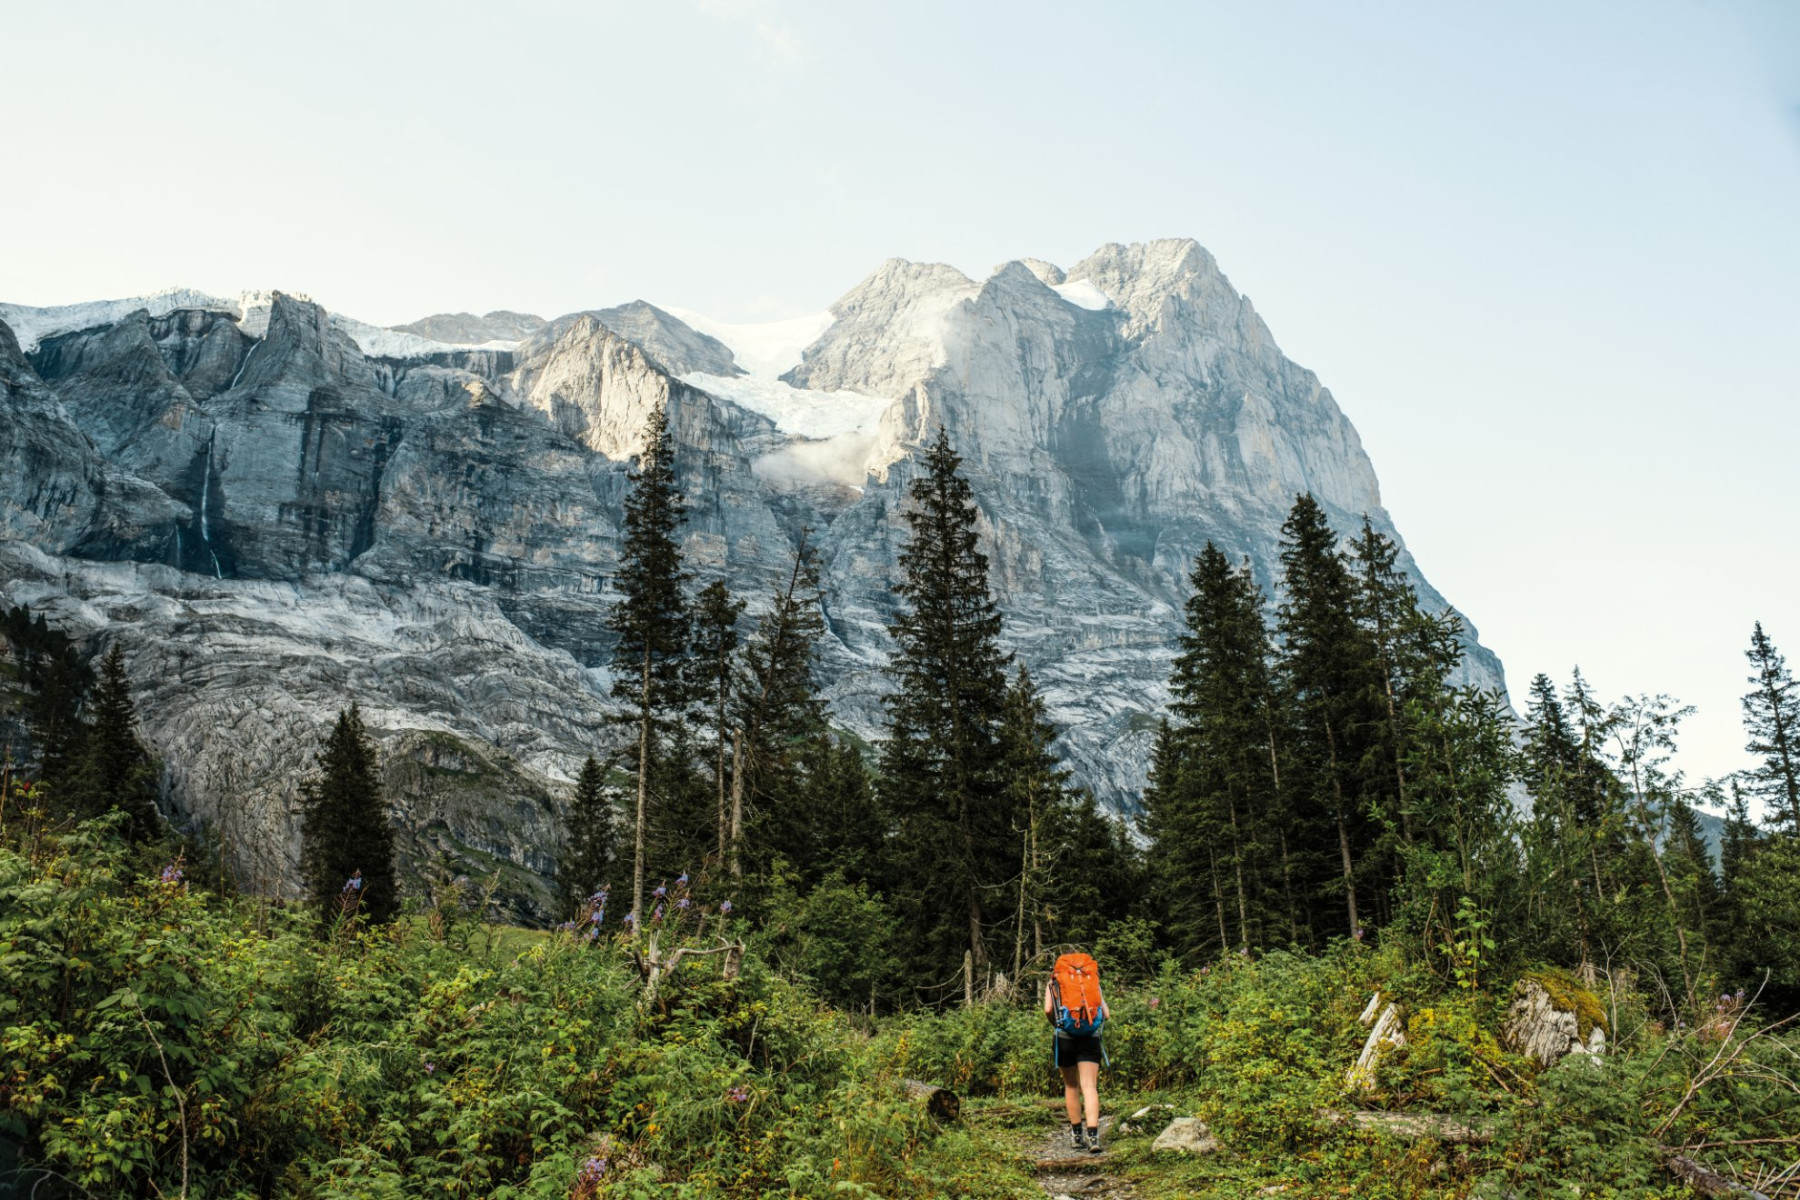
top-left (3, 0), bottom-right (1796, 792)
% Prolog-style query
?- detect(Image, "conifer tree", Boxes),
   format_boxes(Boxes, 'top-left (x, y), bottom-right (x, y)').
top-left (690, 580), bottom-right (744, 865)
top-left (880, 427), bottom-right (1012, 983)
top-left (608, 404), bottom-right (692, 928)
top-left (1276, 494), bottom-right (1381, 940)
top-left (998, 664), bottom-right (1072, 977)
top-left (299, 705), bottom-right (398, 924)
top-left (1040, 787), bottom-right (1141, 957)
top-left (734, 532), bottom-right (830, 877)
top-left (1349, 519), bottom-right (1428, 847)
top-left (558, 755), bottom-right (617, 921)
top-left (1720, 778), bottom-right (1762, 889)
top-left (1741, 622), bottom-right (1800, 832)
top-left (1522, 672), bottom-right (1580, 798)
top-left (5, 606), bottom-right (93, 808)
top-left (72, 643), bottom-right (161, 839)
top-left (1165, 543), bottom-right (1287, 950)
top-left (1140, 718), bottom-right (1211, 954)
top-left (804, 737), bottom-right (886, 888)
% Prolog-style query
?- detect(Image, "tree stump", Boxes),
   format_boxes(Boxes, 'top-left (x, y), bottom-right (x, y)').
top-left (1346, 992), bottom-right (1406, 1089)
top-left (902, 1079), bottom-right (961, 1123)
top-left (1501, 972), bottom-right (1606, 1067)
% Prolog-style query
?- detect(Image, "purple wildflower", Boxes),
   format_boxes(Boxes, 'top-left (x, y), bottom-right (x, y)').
top-left (653, 885), bottom-right (668, 900)
top-left (343, 871), bottom-right (363, 892)
top-left (651, 904), bottom-right (665, 922)
top-left (577, 1155), bottom-right (607, 1184)
top-left (719, 900), bottom-right (733, 915)
top-left (676, 872), bottom-right (689, 888)
top-left (622, 912), bottom-right (635, 927)
top-left (725, 1084), bottom-right (751, 1103)
top-left (1147, 997), bottom-right (1160, 1009)
top-left (159, 864), bottom-right (183, 885)
top-left (424, 1062), bottom-right (435, 1075)
top-left (677, 897), bottom-right (690, 911)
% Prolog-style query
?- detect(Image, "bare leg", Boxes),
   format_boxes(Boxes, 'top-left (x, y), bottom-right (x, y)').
top-left (1060, 1064), bottom-right (1082, 1125)
top-left (1079, 1060), bottom-right (1100, 1127)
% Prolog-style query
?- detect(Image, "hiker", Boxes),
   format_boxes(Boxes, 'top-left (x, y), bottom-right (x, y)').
top-left (1045, 950), bottom-right (1109, 1154)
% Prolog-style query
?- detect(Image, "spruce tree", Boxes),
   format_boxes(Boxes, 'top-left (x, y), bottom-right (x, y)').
top-left (607, 404), bottom-right (692, 928)
top-left (558, 755), bottom-right (617, 921)
top-left (1741, 622), bottom-right (1800, 832)
top-left (997, 664), bottom-right (1072, 977)
top-left (1522, 672), bottom-right (1579, 798)
top-left (690, 580), bottom-right (744, 866)
top-left (6, 607), bottom-right (93, 810)
top-left (72, 643), bottom-right (161, 839)
top-left (299, 705), bottom-right (398, 924)
top-left (880, 427), bottom-right (1012, 984)
top-left (734, 532), bottom-right (830, 877)
top-left (1349, 519), bottom-right (1429, 848)
top-left (805, 737), bottom-right (886, 888)
top-left (1275, 494), bottom-right (1381, 940)
top-left (1164, 543), bottom-right (1287, 951)
top-left (1140, 718), bottom-right (1211, 954)
top-left (1720, 778), bottom-right (1762, 889)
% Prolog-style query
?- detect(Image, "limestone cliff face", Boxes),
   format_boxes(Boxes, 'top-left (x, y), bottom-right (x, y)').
top-left (0, 240), bottom-right (1506, 918)
top-left (0, 319), bottom-right (183, 560)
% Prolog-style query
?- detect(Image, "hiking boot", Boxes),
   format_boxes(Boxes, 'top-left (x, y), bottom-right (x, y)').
top-left (1084, 1124), bottom-right (1102, 1154)
top-left (1067, 1122), bottom-right (1083, 1152)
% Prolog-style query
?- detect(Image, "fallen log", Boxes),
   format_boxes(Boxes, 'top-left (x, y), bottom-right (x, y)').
top-left (1322, 1109), bottom-right (1493, 1145)
top-left (902, 1079), bottom-right (961, 1123)
top-left (1665, 1154), bottom-right (1771, 1200)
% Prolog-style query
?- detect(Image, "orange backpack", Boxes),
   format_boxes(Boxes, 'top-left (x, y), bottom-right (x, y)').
top-left (1052, 952), bottom-right (1105, 1036)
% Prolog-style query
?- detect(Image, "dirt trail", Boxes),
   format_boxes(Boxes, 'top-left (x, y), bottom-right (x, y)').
top-left (1026, 1113), bottom-right (1137, 1200)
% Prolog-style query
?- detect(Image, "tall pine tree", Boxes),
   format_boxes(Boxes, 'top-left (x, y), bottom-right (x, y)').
top-left (1164, 543), bottom-right (1287, 952)
top-left (608, 404), bottom-right (692, 928)
top-left (690, 580), bottom-right (745, 867)
top-left (880, 428), bottom-right (1013, 987)
top-left (998, 664), bottom-right (1071, 977)
top-left (299, 705), bottom-right (398, 924)
top-left (1742, 622), bottom-right (1800, 832)
top-left (1276, 494), bottom-right (1382, 940)
top-left (733, 532), bottom-right (831, 878)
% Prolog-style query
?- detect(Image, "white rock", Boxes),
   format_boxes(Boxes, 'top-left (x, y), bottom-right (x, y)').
top-left (1151, 1116), bottom-right (1220, 1154)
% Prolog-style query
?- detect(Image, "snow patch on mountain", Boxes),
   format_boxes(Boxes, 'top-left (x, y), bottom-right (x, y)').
top-left (683, 373), bottom-right (892, 440)
top-left (0, 287), bottom-right (512, 360)
top-left (329, 313), bottom-right (517, 360)
top-left (0, 288), bottom-right (250, 351)
top-left (1052, 279), bottom-right (1113, 310)
top-left (684, 371), bottom-right (895, 492)
top-left (663, 308), bottom-right (834, 378)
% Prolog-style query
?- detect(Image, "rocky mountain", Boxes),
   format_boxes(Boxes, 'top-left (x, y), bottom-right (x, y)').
top-left (392, 310), bottom-right (548, 345)
top-left (0, 238), bottom-right (1505, 919)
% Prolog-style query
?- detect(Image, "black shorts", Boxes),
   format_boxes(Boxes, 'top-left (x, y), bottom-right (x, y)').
top-left (1054, 1033), bottom-right (1104, 1067)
